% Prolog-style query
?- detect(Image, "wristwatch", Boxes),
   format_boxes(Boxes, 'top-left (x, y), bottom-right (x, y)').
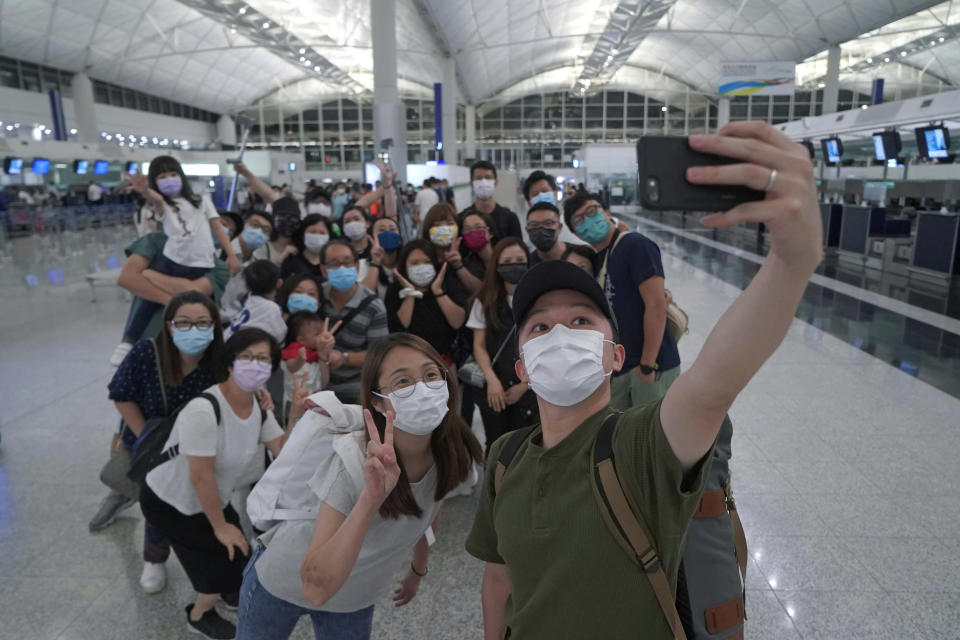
top-left (638, 363), bottom-right (659, 375)
top-left (340, 350), bottom-right (349, 365)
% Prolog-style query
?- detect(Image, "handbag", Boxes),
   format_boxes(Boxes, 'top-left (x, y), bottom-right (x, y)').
top-left (457, 325), bottom-right (516, 389)
top-left (98, 339), bottom-right (166, 500)
top-left (666, 297), bottom-right (689, 343)
top-left (99, 426), bottom-right (140, 501)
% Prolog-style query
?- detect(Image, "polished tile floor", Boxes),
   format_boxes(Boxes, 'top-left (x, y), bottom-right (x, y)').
top-left (1, 227), bottom-right (958, 639)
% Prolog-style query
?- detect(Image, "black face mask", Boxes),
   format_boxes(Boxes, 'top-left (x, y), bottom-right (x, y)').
top-left (497, 263), bottom-right (528, 284)
top-left (528, 227), bottom-right (557, 252)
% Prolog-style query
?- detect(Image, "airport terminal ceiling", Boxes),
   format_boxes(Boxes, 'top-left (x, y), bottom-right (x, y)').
top-left (2, 0), bottom-right (959, 117)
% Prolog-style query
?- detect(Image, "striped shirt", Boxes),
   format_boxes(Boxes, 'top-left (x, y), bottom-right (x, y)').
top-left (321, 283), bottom-right (388, 389)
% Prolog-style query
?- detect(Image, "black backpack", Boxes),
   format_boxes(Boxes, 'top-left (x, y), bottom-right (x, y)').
top-left (127, 392), bottom-right (266, 486)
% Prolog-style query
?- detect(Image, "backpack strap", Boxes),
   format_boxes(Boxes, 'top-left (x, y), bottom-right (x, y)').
top-left (725, 477), bottom-right (748, 592)
top-left (591, 413), bottom-right (687, 640)
top-left (337, 293), bottom-right (378, 331)
top-left (159, 392), bottom-right (221, 463)
top-left (493, 425), bottom-right (537, 493)
top-left (596, 230), bottom-right (626, 292)
top-left (150, 338), bottom-right (168, 416)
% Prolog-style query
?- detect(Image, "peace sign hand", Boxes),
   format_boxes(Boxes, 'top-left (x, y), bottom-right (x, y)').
top-left (288, 372), bottom-right (311, 423)
top-left (371, 234), bottom-right (385, 264)
top-left (430, 262), bottom-right (448, 296)
top-left (316, 317), bottom-right (342, 362)
top-left (443, 236), bottom-right (462, 268)
top-left (393, 268), bottom-right (415, 291)
top-left (363, 409), bottom-right (401, 506)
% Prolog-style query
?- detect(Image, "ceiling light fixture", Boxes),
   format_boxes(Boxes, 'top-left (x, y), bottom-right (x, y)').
top-left (883, 56), bottom-right (890, 62)
top-left (239, 6), bottom-right (246, 14)
top-left (939, 36), bottom-right (945, 42)
top-left (262, 21), bottom-right (270, 29)
top-left (900, 51), bottom-right (907, 56)
top-left (866, 57), bottom-right (873, 63)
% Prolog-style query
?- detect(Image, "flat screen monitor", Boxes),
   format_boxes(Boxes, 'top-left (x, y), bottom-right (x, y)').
top-left (287, 161), bottom-right (297, 171)
top-left (4, 157), bottom-right (23, 175)
top-left (821, 137), bottom-right (843, 165)
top-left (93, 160), bottom-right (110, 175)
top-left (74, 159), bottom-right (89, 175)
top-left (916, 126), bottom-right (950, 159)
top-left (871, 131), bottom-right (901, 162)
top-left (32, 158), bottom-right (51, 175)
top-left (125, 161), bottom-right (138, 173)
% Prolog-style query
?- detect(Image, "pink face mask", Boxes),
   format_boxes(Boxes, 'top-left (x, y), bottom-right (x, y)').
top-left (463, 229), bottom-right (489, 251)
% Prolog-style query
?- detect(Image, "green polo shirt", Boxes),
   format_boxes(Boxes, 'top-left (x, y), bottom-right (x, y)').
top-left (121, 232), bottom-right (230, 340)
top-left (466, 399), bottom-right (713, 639)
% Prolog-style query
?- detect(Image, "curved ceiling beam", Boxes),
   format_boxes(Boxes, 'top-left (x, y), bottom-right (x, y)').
top-left (243, 74), bottom-right (437, 112)
top-left (480, 60), bottom-right (704, 107)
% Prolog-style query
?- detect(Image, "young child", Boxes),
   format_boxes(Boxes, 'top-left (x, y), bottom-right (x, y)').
top-left (225, 260), bottom-right (287, 344)
top-left (279, 312), bottom-right (339, 421)
top-left (110, 156), bottom-right (241, 366)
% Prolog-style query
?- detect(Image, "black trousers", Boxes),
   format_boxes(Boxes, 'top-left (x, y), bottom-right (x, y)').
top-left (140, 484), bottom-right (249, 594)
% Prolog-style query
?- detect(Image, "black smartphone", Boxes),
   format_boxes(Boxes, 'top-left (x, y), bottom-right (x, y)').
top-left (636, 136), bottom-right (765, 212)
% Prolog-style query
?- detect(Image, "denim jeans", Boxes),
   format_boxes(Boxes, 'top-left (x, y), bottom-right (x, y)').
top-left (236, 546), bottom-right (374, 640)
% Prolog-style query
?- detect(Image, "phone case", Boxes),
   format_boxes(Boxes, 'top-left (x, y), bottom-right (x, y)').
top-left (636, 136), bottom-right (765, 212)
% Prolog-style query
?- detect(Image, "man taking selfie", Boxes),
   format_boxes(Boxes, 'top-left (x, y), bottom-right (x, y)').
top-left (467, 122), bottom-right (823, 639)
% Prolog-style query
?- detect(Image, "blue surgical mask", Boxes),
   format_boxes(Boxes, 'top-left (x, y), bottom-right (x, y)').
top-left (171, 327), bottom-right (214, 355)
top-left (377, 230), bottom-right (402, 252)
top-left (575, 211), bottom-right (611, 244)
top-left (530, 191), bottom-right (556, 206)
top-left (287, 293), bottom-right (319, 314)
top-left (327, 266), bottom-right (358, 291)
top-left (242, 226), bottom-right (269, 249)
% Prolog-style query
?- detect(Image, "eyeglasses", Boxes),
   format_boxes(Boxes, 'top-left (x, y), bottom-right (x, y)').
top-left (526, 221), bottom-right (559, 231)
top-left (324, 260), bottom-right (356, 269)
top-left (236, 353), bottom-right (271, 364)
top-left (570, 204), bottom-right (602, 228)
top-left (377, 367), bottom-right (446, 398)
top-left (246, 220), bottom-right (271, 232)
top-left (462, 225), bottom-right (488, 233)
top-left (169, 319), bottom-right (215, 331)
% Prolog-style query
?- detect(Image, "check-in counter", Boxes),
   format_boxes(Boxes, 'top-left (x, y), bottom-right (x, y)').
top-left (909, 211), bottom-right (960, 281)
top-left (838, 206), bottom-right (886, 267)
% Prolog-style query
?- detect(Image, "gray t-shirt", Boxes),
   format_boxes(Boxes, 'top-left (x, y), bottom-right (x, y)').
top-left (254, 452), bottom-right (441, 613)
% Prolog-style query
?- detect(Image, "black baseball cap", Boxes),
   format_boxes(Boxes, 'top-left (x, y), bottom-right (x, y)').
top-left (512, 260), bottom-right (618, 337)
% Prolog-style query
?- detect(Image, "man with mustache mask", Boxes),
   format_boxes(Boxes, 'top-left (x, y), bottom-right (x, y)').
top-left (467, 122), bottom-right (823, 639)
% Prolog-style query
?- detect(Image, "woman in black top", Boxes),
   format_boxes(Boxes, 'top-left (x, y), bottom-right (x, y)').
top-left (96, 291), bottom-right (227, 594)
top-left (385, 240), bottom-right (467, 363)
top-left (281, 214), bottom-right (334, 281)
top-left (467, 237), bottom-right (538, 451)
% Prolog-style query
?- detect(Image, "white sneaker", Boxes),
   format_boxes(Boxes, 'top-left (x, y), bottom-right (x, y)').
top-left (109, 342), bottom-right (133, 367)
top-left (140, 561), bottom-right (167, 594)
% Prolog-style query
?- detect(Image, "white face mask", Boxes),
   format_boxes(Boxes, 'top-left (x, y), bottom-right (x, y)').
top-left (407, 263), bottom-right (437, 287)
top-left (308, 202), bottom-right (332, 216)
top-left (375, 382), bottom-right (449, 436)
top-left (304, 233), bottom-right (329, 253)
top-left (472, 178), bottom-right (496, 199)
top-left (521, 324), bottom-right (614, 406)
top-left (343, 220), bottom-right (367, 240)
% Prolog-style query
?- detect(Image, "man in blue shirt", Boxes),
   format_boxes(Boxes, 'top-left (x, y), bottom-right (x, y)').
top-left (564, 192), bottom-right (680, 409)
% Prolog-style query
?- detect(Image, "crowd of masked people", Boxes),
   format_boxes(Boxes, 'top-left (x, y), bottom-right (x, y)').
top-left (86, 121), bottom-right (821, 640)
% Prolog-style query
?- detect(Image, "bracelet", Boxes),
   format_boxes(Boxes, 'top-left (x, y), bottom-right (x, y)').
top-left (410, 563), bottom-right (427, 577)
top-left (399, 288), bottom-right (424, 299)
top-left (434, 291), bottom-right (447, 298)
